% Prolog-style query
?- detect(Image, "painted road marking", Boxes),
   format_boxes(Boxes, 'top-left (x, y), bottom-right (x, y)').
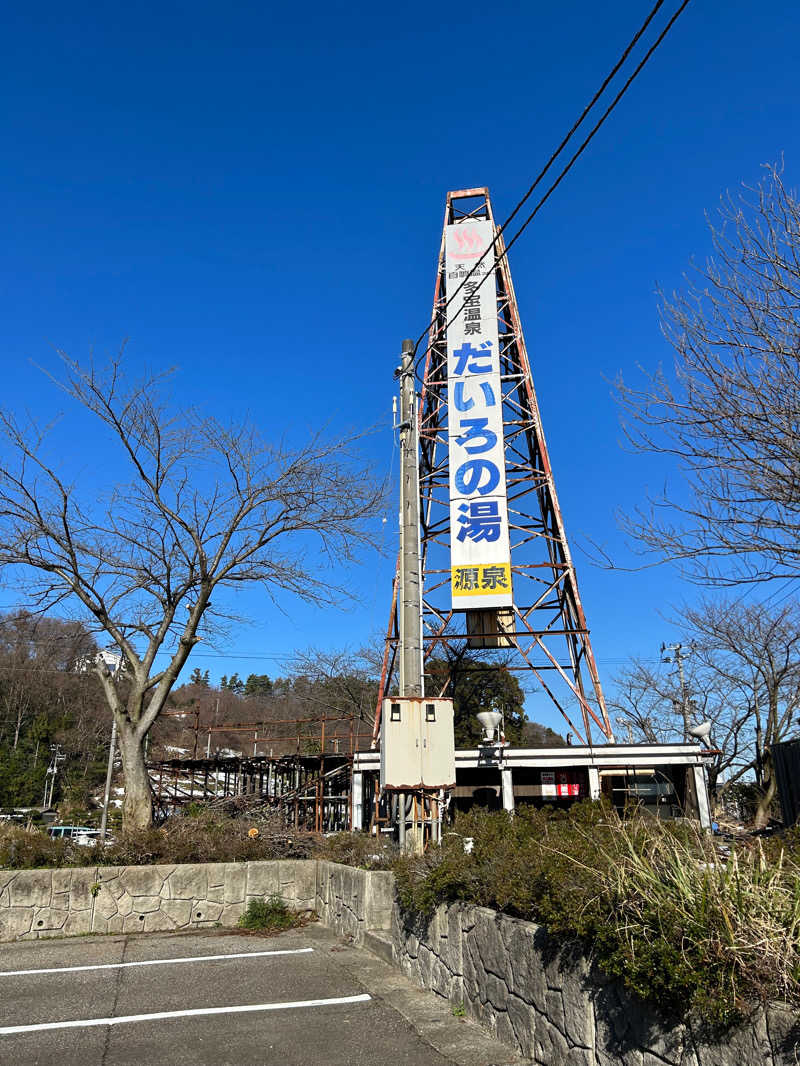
top-left (0, 994), bottom-right (373, 1034)
top-left (0, 947), bottom-right (314, 978)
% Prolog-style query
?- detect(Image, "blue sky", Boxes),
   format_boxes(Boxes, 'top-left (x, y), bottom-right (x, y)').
top-left (2, 1), bottom-right (798, 732)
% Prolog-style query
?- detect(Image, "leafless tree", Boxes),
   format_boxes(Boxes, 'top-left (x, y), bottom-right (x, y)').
top-left (610, 598), bottom-right (800, 824)
top-left (0, 354), bottom-right (384, 828)
top-left (684, 598), bottom-right (800, 824)
top-left (609, 655), bottom-right (752, 798)
top-left (285, 646), bottom-right (380, 729)
top-left (615, 164), bottom-right (800, 587)
top-left (0, 612), bottom-right (98, 750)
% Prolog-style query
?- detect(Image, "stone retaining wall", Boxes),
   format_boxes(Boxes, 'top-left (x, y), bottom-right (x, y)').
top-left (314, 860), bottom-right (394, 944)
top-left (0, 860), bottom-right (316, 940)
top-left (392, 901), bottom-right (799, 1066)
top-left (1, 859), bottom-right (796, 1064)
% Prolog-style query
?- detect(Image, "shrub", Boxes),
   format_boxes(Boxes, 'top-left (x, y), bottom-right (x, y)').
top-left (0, 825), bottom-right (68, 869)
top-left (391, 802), bottom-right (800, 1026)
top-left (237, 895), bottom-right (297, 932)
top-left (320, 831), bottom-right (398, 870)
top-left (100, 809), bottom-right (322, 867)
top-left (0, 809), bottom-right (322, 869)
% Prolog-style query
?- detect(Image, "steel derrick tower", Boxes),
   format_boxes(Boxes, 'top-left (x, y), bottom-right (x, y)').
top-left (376, 188), bottom-right (613, 746)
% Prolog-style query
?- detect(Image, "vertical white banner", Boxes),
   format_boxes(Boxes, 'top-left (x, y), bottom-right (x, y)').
top-left (446, 220), bottom-right (512, 609)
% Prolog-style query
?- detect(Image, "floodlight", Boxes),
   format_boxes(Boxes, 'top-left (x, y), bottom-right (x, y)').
top-left (476, 711), bottom-right (502, 743)
top-left (687, 721), bottom-right (712, 742)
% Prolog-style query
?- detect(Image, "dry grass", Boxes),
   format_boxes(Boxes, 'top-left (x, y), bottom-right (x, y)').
top-left (392, 803), bottom-right (800, 1025)
top-left (0, 807), bottom-right (322, 869)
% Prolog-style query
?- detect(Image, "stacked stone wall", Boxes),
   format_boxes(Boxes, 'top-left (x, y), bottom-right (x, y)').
top-left (1, 858), bottom-right (797, 1063)
top-left (392, 901), bottom-right (799, 1066)
top-left (313, 860), bottom-right (394, 945)
top-left (0, 859), bottom-right (315, 940)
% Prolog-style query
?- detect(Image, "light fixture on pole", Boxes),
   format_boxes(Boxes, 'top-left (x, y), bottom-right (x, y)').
top-left (687, 721), bottom-right (712, 744)
top-left (477, 711), bottom-right (503, 745)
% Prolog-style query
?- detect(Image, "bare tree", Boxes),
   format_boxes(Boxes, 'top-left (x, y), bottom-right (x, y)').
top-left (615, 164), bottom-right (800, 587)
top-left (0, 355), bottom-right (384, 828)
top-left (285, 646), bottom-right (380, 728)
top-left (610, 598), bottom-right (800, 824)
top-left (609, 655), bottom-right (753, 797)
top-left (684, 598), bottom-right (800, 824)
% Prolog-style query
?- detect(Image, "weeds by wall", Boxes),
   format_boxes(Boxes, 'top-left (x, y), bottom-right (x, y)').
top-left (392, 802), bottom-right (800, 1026)
top-left (0, 809), bottom-right (321, 870)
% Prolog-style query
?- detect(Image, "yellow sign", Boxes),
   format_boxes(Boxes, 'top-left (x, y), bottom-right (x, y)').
top-left (451, 563), bottom-right (511, 597)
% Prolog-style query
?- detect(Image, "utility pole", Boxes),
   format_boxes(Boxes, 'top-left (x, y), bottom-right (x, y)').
top-left (206, 696), bottom-right (220, 759)
top-left (43, 744), bottom-right (65, 809)
top-left (398, 338), bottom-right (423, 700)
top-left (397, 338), bottom-right (423, 849)
top-left (99, 719), bottom-right (117, 844)
top-left (661, 642), bottom-right (692, 741)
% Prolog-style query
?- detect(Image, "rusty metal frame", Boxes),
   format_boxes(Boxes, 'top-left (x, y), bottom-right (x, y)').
top-left (381, 188), bottom-right (613, 745)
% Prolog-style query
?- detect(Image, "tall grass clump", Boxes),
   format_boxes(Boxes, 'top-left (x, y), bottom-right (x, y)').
top-left (392, 802), bottom-right (800, 1026)
top-left (603, 823), bottom-right (800, 1022)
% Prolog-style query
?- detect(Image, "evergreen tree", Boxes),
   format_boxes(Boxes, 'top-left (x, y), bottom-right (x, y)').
top-left (244, 673), bottom-right (272, 699)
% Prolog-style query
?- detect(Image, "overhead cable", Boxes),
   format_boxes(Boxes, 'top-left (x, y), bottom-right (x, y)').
top-left (413, 0), bottom-right (692, 370)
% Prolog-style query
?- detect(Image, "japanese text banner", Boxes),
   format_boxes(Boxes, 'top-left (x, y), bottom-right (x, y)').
top-left (446, 220), bottom-right (512, 609)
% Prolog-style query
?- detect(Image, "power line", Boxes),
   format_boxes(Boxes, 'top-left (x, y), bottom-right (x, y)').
top-left (414, 0), bottom-right (692, 369)
top-left (412, 0), bottom-right (668, 355)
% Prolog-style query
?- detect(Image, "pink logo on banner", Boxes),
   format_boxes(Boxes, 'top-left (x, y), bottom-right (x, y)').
top-left (450, 225), bottom-right (485, 260)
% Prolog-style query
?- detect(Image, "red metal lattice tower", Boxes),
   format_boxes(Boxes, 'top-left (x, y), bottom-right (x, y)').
top-left (375, 188), bottom-right (613, 746)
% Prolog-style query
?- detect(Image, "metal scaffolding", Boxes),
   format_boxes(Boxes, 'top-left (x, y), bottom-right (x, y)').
top-left (151, 187), bottom-right (622, 839)
top-left (149, 752), bottom-right (357, 833)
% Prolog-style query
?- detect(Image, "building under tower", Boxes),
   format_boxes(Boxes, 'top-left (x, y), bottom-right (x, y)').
top-left (356, 187), bottom-right (713, 837)
top-left (150, 188), bottom-right (714, 835)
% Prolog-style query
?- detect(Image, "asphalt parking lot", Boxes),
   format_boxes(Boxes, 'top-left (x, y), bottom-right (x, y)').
top-left (0, 923), bottom-right (520, 1066)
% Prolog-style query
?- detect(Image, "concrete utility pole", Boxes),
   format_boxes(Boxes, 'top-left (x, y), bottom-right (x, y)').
top-left (99, 719), bottom-right (117, 844)
top-left (397, 339), bottom-right (423, 849)
top-left (398, 338), bottom-right (423, 700)
top-left (662, 642), bottom-right (691, 741)
top-left (42, 744), bottom-right (66, 809)
top-left (206, 697), bottom-right (220, 759)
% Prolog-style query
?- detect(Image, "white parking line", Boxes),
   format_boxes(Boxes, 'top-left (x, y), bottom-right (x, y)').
top-left (0, 947), bottom-right (314, 978)
top-left (0, 994), bottom-right (373, 1035)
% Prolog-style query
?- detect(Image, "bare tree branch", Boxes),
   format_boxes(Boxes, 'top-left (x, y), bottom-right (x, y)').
top-left (610, 597), bottom-right (800, 823)
top-left (0, 352), bottom-right (385, 827)
top-left (613, 162), bottom-right (800, 588)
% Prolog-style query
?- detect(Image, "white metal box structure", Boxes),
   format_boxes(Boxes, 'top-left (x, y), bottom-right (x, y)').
top-left (380, 697), bottom-right (456, 790)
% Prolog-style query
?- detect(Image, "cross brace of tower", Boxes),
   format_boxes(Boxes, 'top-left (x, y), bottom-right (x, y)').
top-left (375, 187), bottom-right (614, 746)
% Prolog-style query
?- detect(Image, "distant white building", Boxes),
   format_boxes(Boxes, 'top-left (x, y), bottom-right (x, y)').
top-left (77, 647), bottom-right (126, 675)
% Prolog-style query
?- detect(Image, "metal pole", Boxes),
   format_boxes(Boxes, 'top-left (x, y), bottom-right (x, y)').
top-left (675, 646), bottom-right (690, 741)
top-left (99, 719), bottom-right (118, 844)
top-left (206, 698), bottom-right (219, 759)
top-left (663, 643), bottom-right (691, 741)
top-left (398, 338), bottom-right (423, 699)
top-left (397, 338), bottom-right (424, 850)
